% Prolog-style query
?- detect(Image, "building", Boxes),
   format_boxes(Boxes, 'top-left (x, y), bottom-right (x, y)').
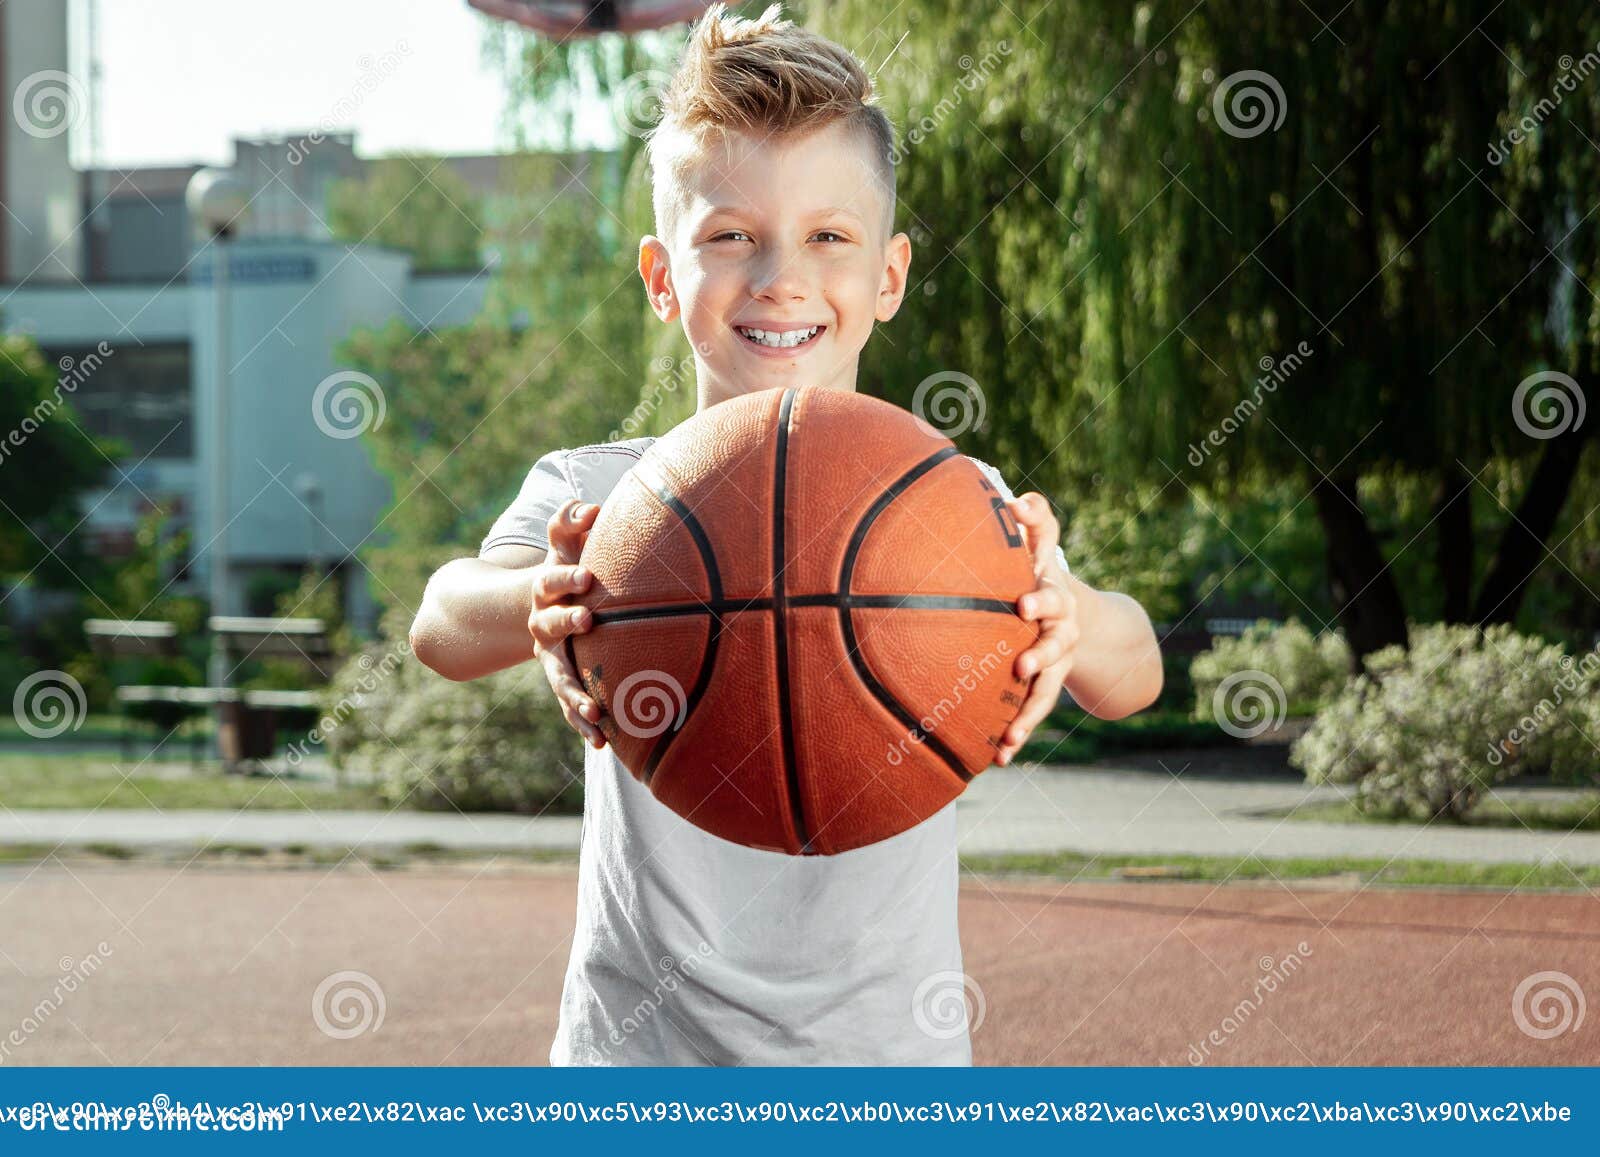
top-left (0, 0), bottom-right (608, 633)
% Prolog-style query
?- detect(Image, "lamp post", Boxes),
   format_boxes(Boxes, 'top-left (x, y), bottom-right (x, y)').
top-left (185, 170), bottom-right (249, 752)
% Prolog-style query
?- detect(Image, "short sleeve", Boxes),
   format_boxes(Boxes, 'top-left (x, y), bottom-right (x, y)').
top-left (479, 449), bottom-right (575, 556)
top-left (966, 457), bottom-right (1071, 576)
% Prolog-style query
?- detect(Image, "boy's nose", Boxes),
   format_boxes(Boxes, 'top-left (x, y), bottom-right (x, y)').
top-left (750, 252), bottom-right (810, 302)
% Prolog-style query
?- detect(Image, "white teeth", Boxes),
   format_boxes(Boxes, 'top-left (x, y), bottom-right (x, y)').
top-left (738, 325), bottom-right (819, 348)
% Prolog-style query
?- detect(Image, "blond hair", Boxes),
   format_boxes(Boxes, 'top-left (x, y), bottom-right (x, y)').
top-left (646, 3), bottom-right (896, 239)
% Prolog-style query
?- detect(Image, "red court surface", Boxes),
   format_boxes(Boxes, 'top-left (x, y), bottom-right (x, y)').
top-left (1, 863), bottom-right (1595, 1066)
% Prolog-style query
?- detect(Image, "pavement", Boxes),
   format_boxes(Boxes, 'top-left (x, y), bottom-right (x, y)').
top-left (1, 864), bottom-right (1596, 1065)
top-left (4, 742), bottom-right (1600, 865)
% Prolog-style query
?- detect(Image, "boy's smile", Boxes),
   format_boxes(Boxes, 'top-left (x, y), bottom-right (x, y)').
top-left (639, 120), bottom-right (910, 408)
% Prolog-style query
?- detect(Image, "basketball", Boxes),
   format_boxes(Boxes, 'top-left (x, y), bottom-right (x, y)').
top-left (571, 386), bottom-right (1040, 855)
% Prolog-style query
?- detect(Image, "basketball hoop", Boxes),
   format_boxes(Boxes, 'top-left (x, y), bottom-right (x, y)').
top-left (466, 0), bottom-right (713, 37)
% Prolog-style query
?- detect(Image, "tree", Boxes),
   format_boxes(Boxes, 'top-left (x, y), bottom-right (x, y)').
top-left (817, 1), bottom-right (1599, 662)
top-left (327, 154), bottom-right (486, 272)
top-left (0, 333), bottom-right (108, 586)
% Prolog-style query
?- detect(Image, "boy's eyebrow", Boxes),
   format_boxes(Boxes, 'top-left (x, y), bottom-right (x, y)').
top-left (697, 204), bottom-right (869, 224)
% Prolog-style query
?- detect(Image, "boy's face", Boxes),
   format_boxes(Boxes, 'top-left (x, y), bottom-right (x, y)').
top-left (639, 121), bottom-right (912, 410)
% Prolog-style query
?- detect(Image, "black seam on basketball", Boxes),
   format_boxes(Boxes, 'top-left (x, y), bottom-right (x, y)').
top-left (592, 594), bottom-right (1016, 624)
top-left (772, 389), bottom-right (812, 854)
top-left (634, 463), bottom-right (723, 786)
top-left (837, 447), bottom-right (976, 784)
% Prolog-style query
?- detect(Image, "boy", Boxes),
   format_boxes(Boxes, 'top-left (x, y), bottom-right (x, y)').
top-left (409, 3), bottom-right (1162, 1065)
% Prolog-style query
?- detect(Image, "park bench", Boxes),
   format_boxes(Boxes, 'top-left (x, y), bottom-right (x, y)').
top-left (86, 617), bottom-right (332, 772)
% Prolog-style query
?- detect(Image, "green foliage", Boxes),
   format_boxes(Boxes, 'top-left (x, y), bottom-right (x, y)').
top-left (1192, 618), bottom-right (1352, 722)
top-left (323, 640), bottom-right (583, 814)
top-left (326, 154), bottom-right (485, 272)
top-left (1290, 623), bottom-right (1598, 820)
top-left (0, 333), bottom-right (108, 582)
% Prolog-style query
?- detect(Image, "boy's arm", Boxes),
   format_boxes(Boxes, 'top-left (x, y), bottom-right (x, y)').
top-left (1058, 573), bottom-right (1163, 721)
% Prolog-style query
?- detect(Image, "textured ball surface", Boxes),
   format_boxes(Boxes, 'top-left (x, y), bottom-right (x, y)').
top-left (573, 386), bottom-right (1039, 855)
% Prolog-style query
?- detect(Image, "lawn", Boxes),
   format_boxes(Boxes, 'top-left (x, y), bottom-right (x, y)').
top-left (1280, 795), bottom-right (1600, 832)
top-left (0, 753), bottom-right (383, 811)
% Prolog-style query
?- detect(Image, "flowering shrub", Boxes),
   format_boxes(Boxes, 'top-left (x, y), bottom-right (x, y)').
top-left (324, 638), bottom-right (584, 814)
top-left (1290, 623), bottom-right (1597, 820)
top-left (1191, 618), bottom-right (1350, 725)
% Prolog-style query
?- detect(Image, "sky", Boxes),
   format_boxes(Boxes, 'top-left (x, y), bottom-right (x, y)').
top-left (68, 0), bottom-right (616, 168)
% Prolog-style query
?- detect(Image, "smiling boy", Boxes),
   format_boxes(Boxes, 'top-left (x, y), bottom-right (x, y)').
top-left (409, 3), bottom-right (1162, 1065)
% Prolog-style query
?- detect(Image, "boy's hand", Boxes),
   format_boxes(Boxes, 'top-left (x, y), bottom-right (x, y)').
top-left (530, 498), bottom-right (607, 749)
top-left (996, 492), bottom-right (1080, 766)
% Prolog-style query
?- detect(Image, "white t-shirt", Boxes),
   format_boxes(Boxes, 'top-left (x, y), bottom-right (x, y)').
top-left (481, 428), bottom-right (1069, 1067)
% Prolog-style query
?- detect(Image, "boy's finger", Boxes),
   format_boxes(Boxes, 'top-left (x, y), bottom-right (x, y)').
top-left (547, 501), bottom-right (600, 564)
top-left (530, 603), bottom-right (592, 648)
top-left (533, 563), bottom-right (591, 605)
top-left (1016, 632), bottom-right (1072, 680)
top-left (540, 649), bottom-right (601, 725)
top-left (1017, 584), bottom-right (1066, 622)
top-left (998, 668), bottom-right (1067, 763)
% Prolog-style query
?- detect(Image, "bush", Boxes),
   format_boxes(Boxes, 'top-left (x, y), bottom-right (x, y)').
top-left (1290, 622), bottom-right (1596, 821)
top-left (322, 638), bottom-right (584, 814)
top-left (1191, 618), bottom-right (1351, 725)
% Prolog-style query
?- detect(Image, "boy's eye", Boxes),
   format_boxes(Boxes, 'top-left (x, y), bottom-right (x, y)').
top-left (813, 230), bottom-right (847, 243)
top-left (710, 230), bottom-right (752, 243)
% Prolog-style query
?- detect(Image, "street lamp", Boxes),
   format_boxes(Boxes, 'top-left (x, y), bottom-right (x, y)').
top-left (185, 169), bottom-right (248, 743)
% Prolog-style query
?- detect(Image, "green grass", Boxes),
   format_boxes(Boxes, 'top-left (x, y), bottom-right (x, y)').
top-left (0, 752), bottom-right (384, 811)
top-left (960, 850), bottom-right (1600, 891)
top-left (0, 841), bottom-right (580, 871)
top-left (0, 713), bottom-right (145, 744)
top-left (1023, 708), bottom-right (1250, 764)
top-left (1279, 794), bottom-right (1600, 832)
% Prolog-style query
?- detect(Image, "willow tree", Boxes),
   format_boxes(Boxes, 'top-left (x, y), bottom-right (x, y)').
top-left (818, 0), bottom-right (1599, 661)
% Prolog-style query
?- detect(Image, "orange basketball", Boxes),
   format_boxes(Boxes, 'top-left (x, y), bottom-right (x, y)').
top-left (572, 386), bottom-right (1040, 855)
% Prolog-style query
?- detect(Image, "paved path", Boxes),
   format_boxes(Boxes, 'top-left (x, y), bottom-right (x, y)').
top-left (1, 865), bottom-right (1595, 1065)
top-left (4, 760), bottom-right (1599, 866)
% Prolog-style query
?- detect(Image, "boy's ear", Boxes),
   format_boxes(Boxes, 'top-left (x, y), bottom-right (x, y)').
top-left (875, 231), bottom-right (913, 323)
top-left (639, 237), bottom-right (679, 323)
